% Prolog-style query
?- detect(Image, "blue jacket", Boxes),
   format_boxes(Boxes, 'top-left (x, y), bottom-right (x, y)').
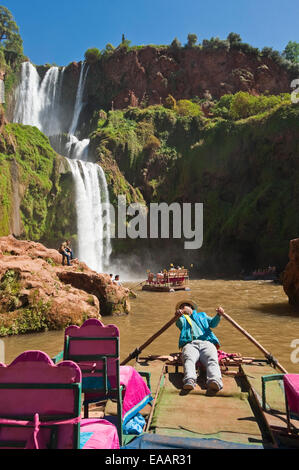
top-left (176, 310), bottom-right (220, 349)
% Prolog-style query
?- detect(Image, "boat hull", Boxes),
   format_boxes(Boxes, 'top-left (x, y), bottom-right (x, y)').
top-left (142, 285), bottom-right (188, 292)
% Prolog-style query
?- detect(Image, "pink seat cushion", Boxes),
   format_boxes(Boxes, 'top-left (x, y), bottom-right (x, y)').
top-left (80, 419), bottom-right (119, 449)
top-left (284, 374), bottom-right (299, 415)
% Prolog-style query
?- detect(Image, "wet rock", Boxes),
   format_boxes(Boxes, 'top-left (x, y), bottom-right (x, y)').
top-left (283, 238), bottom-right (299, 307)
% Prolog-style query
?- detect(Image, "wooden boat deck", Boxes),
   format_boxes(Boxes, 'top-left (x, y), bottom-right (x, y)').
top-left (88, 357), bottom-right (298, 449)
top-left (135, 358), bottom-right (267, 447)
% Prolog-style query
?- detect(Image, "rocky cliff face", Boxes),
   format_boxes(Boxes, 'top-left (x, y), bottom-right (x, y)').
top-left (91, 101), bottom-right (299, 274)
top-left (1, 46), bottom-right (298, 278)
top-left (283, 239), bottom-right (299, 307)
top-left (83, 46), bottom-right (294, 116)
top-left (0, 236), bottom-right (130, 336)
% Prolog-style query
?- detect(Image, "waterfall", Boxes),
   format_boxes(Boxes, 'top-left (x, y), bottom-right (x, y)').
top-left (69, 63), bottom-right (89, 136)
top-left (66, 159), bottom-right (111, 272)
top-left (14, 62), bottom-right (41, 127)
top-left (13, 61), bottom-right (111, 272)
top-left (14, 62), bottom-right (65, 135)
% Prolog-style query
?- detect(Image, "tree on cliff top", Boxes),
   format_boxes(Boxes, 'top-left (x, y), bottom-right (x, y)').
top-left (0, 6), bottom-right (23, 54)
top-left (283, 41), bottom-right (299, 63)
top-left (84, 48), bottom-right (101, 64)
top-left (171, 37), bottom-right (182, 49)
top-left (227, 32), bottom-right (242, 45)
top-left (187, 33), bottom-right (198, 47)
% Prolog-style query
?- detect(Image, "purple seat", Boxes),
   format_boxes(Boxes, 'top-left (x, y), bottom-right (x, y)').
top-left (56, 319), bottom-right (152, 446)
top-left (60, 319), bottom-right (123, 444)
top-left (0, 350), bottom-right (119, 449)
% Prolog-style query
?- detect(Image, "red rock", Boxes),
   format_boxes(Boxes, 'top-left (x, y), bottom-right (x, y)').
top-left (283, 239), bottom-right (299, 307)
top-left (92, 47), bottom-right (292, 110)
top-left (0, 236), bottom-right (130, 336)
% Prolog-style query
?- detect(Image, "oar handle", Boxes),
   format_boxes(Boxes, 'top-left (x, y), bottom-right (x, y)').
top-left (221, 311), bottom-right (288, 374)
top-left (121, 314), bottom-right (178, 365)
top-left (132, 279), bottom-right (147, 289)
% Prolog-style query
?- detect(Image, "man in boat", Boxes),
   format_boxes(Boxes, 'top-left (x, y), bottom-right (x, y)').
top-left (175, 300), bottom-right (224, 393)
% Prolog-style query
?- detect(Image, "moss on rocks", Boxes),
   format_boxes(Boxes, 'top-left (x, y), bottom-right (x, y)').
top-left (91, 100), bottom-right (299, 273)
top-left (0, 123), bottom-right (77, 247)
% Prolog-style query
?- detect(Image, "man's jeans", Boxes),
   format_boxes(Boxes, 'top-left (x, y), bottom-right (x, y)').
top-left (182, 340), bottom-right (223, 389)
top-left (62, 253), bottom-right (71, 266)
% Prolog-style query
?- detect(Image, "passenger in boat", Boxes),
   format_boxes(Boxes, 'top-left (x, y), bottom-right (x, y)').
top-left (175, 301), bottom-right (224, 393)
top-left (59, 240), bottom-right (72, 266)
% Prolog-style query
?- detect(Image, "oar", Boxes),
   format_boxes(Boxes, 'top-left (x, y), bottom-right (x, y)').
top-left (132, 279), bottom-right (147, 289)
top-left (221, 310), bottom-right (288, 374)
top-left (121, 314), bottom-right (178, 365)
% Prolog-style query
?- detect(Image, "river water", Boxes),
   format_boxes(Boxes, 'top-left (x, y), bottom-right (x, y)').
top-left (2, 280), bottom-right (299, 373)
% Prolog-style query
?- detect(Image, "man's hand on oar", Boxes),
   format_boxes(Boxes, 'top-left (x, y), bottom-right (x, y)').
top-left (216, 306), bottom-right (225, 316)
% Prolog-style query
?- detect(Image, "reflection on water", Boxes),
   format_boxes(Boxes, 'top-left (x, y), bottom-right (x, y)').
top-left (2, 280), bottom-right (299, 373)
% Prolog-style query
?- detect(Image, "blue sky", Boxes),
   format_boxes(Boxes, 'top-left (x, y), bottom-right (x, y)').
top-left (2, 0), bottom-right (299, 65)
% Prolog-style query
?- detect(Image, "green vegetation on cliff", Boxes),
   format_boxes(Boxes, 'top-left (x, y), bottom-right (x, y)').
top-left (84, 32), bottom-right (299, 76)
top-left (0, 122), bottom-right (77, 246)
top-left (0, 269), bottom-right (50, 336)
top-left (91, 95), bottom-right (299, 271)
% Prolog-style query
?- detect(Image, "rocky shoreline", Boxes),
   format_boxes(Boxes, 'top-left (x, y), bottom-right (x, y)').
top-left (0, 236), bottom-right (130, 336)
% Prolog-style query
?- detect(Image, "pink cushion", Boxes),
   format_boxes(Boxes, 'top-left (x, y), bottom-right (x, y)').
top-left (80, 419), bottom-right (119, 449)
top-left (284, 374), bottom-right (299, 415)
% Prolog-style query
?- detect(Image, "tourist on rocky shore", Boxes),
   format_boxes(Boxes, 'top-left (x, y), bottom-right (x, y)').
top-left (59, 240), bottom-right (73, 266)
top-left (113, 274), bottom-right (122, 286)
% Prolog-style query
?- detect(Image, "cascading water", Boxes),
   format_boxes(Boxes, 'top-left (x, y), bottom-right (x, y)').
top-left (13, 61), bottom-right (111, 272)
top-left (67, 159), bottom-right (111, 272)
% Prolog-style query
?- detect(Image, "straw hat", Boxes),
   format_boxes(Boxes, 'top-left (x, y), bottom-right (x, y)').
top-left (175, 299), bottom-right (198, 312)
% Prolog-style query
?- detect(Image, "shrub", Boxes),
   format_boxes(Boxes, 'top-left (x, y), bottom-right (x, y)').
top-left (282, 41), bottom-right (299, 64)
top-left (144, 135), bottom-right (161, 152)
top-left (105, 43), bottom-right (115, 53)
top-left (176, 100), bottom-right (203, 117)
top-left (84, 48), bottom-right (101, 64)
top-left (118, 36), bottom-right (131, 51)
top-left (164, 94), bottom-right (177, 110)
top-left (170, 37), bottom-right (181, 49)
top-left (202, 37), bottom-right (229, 51)
top-left (230, 91), bottom-right (289, 120)
top-left (261, 47), bottom-right (274, 58)
top-left (227, 33), bottom-right (242, 45)
top-left (213, 94), bottom-right (234, 118)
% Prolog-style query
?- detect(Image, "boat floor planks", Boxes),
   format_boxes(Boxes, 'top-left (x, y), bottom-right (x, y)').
top-left (138, 359), bottom-right (265, 447)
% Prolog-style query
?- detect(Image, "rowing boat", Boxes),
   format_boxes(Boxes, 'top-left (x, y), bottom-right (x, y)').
top-left (102, 352), bottom-right (299, 449)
